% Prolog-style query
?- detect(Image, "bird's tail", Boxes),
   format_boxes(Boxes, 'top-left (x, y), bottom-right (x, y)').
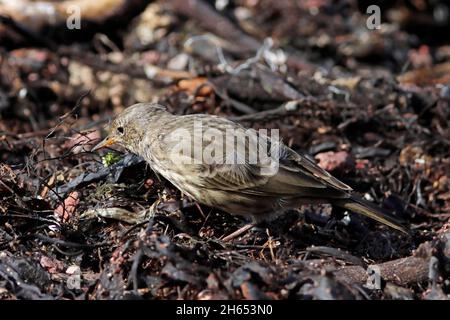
top-left (333, 195), bottom-right (409, 234)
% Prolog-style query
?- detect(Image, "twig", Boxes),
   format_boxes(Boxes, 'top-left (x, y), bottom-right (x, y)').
top-left (33, 234), bottom-right (108, 249)
top-left (229, 98), bottom-right (315, 122)
top-left (0, 15), bottom-right (57, 50)
top-left (167, 0), bottom-right (315, 71)
top-left (334, 241), bottom-right (434, 286)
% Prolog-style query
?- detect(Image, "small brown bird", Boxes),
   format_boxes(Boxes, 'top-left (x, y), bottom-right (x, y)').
top-left (93, 103), bottom-right (408, 234)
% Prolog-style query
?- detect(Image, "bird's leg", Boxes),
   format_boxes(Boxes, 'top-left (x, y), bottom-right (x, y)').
top-left (221, 223), bottom-right (256, 242)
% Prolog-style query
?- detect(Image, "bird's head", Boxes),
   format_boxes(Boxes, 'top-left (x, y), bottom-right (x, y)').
top-left (92, 103), bottom-right (168, 153)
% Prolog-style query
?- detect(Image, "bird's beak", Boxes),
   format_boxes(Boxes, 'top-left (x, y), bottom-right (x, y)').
top-left (91, 136), bottom-right (117, 152)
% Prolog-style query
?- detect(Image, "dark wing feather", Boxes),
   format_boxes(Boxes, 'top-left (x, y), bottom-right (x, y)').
top-left (281, 148), bottom-right (353, 191)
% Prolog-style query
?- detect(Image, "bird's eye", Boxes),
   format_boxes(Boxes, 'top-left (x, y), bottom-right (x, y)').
top-left (117, 127), bottom-right (124, 135)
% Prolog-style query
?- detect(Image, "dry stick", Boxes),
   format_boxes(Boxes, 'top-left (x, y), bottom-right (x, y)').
top-left (0, 15), bottom-right (57, 50)
top-left (33, 234), bottom-right (108, 249)
top-left (229, 97), bottom-right (362, 122)
top-left (222, 223), bottom-right (255, 242)
top-left (0, 0), bottom-right (145, 34)
top-left (44, 90), bottom-right (90, 141)
top-left (334, 241), bottom-right (434, 286)
top-left (167, 0), bottom-right (316, 71)
top-left (306, 246), bottom-right (366, 267)
top-left (41, 90), bottom-right (90, 167)
top-left (58, 46), bottom-right (192, 84)
top-left (0, 231), bottom-right (107, 251)
top-left (0, 213), bottom-right (57, 225)
top-left (0, 15), bottom-right (189, 85)
top-left (168, 0), bottom-right (260, 53)
top-left (229, 98), bottom-right (319, 122)
top-left (208, 81), bottom-right (257, 114)
top-left (229, 100), bottom-right (302, 122)
top-left (0, 180), bottom-right (31, 212)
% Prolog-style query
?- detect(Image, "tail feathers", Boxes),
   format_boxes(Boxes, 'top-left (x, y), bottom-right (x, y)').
top-left (334, 195), bottom-right (409, 234)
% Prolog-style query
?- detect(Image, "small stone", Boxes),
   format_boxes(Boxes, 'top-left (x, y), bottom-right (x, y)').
top-left (167, 53), bottom-right (189, 70)
top-left (315, 151), bottom-right (354, 172)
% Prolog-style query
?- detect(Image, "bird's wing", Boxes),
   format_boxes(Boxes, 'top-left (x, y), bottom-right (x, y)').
top-left (155, 115), bottom-right (272, 191)
top-left (237, 147), bottom-right (353, 197)
top-left (156, 114), bottom-right (351, 196)
top-left (279, 148), bottom-right (353, 191)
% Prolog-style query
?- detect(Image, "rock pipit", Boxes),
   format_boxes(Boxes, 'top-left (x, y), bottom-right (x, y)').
top-left (93, 103), bottom-right (408, 236)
